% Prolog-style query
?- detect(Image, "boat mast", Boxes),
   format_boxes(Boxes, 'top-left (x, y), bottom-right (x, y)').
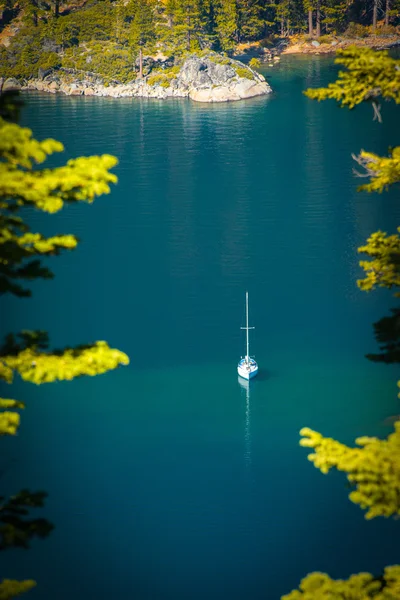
top-left (246, 291), bottom-right (249, 362)
top-left (241, 292), bottom-right (254, 365)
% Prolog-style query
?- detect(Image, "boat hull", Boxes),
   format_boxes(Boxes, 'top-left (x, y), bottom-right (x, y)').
top-left (237, 360), bottom-right (258, 380)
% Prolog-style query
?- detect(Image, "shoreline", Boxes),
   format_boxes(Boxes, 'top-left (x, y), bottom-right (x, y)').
top-left (233, 35), bottom-right (400, 60)
top-left (281, 35), bottom-right (400, 55)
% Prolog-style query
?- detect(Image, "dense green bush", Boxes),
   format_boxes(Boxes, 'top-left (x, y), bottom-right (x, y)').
top-left (376, 24), bottom-right (397, 36)
top-left (318, 34), bottom-right (335, 44)
top-left (147, 73), bottom-right (170, 87)
top-left (235, 66), bottom-right (254, 80)
top-left (62, 42), bottom-right (136, 83)
top-left (210, 54), bottom-right (231, 65)
top-left (344, 22), bottom-right (369, 38)
top-left (249, 57), bottom-right (261, 69)
top-left (37, 51), bottom-right (62, 71)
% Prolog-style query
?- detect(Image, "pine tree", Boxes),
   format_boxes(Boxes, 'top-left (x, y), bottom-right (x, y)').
top-left (323, 0), bottom-right (347, 34)
top-left (163, 0), bottom-right (208, 52)
top-left (215, 0), bottom-right (239, 52)
top-left (129, 0), bottom-right (157, 51)
top-left (237, 0), bottom-right (265, 41)
top-left (273, 0), bottom-right (305, 37)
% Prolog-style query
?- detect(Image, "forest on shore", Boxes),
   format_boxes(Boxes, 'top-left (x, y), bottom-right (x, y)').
top-left (0, 0), bottom-right (399, 82)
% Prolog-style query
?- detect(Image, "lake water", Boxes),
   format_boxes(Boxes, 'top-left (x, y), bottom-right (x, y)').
top-left (1, 55), bottom-right (400, 599)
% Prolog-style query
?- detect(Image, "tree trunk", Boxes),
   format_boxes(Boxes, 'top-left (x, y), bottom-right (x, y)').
top-left (385, 0), bottom-right (390, 25)
top-left (281, 18), bottom-right (284, 37)
top-left (372, 0), bottom-right (378, 30)
top-left (316, 7), bottom-right (321, 37)
top-left (139, 48), bottom-right (143, 79)
top-left (55, 0), bottom-right (60, 17)
top-left (308, 9), bottom-right (313, 37)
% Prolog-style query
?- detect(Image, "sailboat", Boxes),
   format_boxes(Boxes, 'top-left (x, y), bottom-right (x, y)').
top-left (237, 292), bottom-right (258, 380)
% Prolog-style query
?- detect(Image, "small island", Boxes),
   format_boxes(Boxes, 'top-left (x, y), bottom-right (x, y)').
top-left (3, 52), bottom-right (271, 102)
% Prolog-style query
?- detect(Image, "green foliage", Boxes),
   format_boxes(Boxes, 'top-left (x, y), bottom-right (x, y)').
top-left (0, 87), bottom-right (129, 599)
top-left (0, 398), bottom-right (24, 436)
top-left (55, 2), bottom-right (115, 42)
top-left (235, 66), bottom-right (254, 79)
top-left (1, 337), bottom-right (129, 384)
top-left (215, 0), bottom-right (238, 52)
top-left (317, 34), bottom-right (334, 43)
top-left (304, 47), bottom-right (400, 109)
top-left (0, 107), bottom-right (129, 435)
top-left (0, 117), bottom-right (117, 214)
top-left (323, 0), bottom-right (347, 34)
top-left (146, 63), bottom-right (181, 86)
top-left (63, 42), bottom-right (136, 84)
top-left (0, 580), bottom-right (36, 599)
top-left (237, 0), bottom-right (264, 41)
top-left (166, 65), bottom-right (181, 76)
top-left (162, 0), bottom-right (211, 53)
top-left (248, 57), bottom-right (261, 68)
top-left (299, 422), bottom-right (400, 519)
top-left (36, 51), bottom-right (61, 71)
top-left (343, 22), bottom-right (370, 38)
top-left (357, 229), bottom-right (400, 295)
top-left (208, 53), bottom-right (231, 65)
top-left (0, 490), bottom-right (53, 550)
top-left (292, 39), bottom-right (400, 600)
top-left (147, 72), bottom-right (172, 86)
top-left (353, 147), bottom-right (400, 193)
top-left (129, 0), bottom-right (157, 52)
top-left (281, 566), bottom-right (400, 600)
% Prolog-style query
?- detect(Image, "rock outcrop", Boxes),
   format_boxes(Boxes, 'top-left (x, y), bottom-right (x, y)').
top-left (16, 53), bottom-right (271, 103)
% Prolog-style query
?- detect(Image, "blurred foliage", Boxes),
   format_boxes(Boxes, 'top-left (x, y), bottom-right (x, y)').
top-left (0, 580), bottom-right (36, 599)
top-left (0, 490), bottom-right (54, 551)
top-left (304, 47), bottom-right (400, 109)
top-left (281, 566), bottom-right (400, 600)
top-left (283, 43), bottom-right (400, 600)
top-left (357, 229), bottom-right (400, 295)
top-left (299, 422), bottom-right (400, 519)
top-left (366, 308), bottom-right (400, 364)
top-left (0, 90), bottom-right (129, 597)
top-left (353, 147), bottom-right (400, 193)
top-left (0, 397), bottom-right (24, 435)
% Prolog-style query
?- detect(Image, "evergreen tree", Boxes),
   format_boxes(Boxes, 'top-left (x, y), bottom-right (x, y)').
top-left (323, 0), bottom-right (347, 34)
top-left (129, 0), bottom-right (157, 51)
top-left (273, 0), bottom-right (306, 36)
top-left (163, 0), bottom-right (208, 52)
top-left (215, 0), bottom-right (239, 52)
top-left (237, 0), bottom-right (265, 41)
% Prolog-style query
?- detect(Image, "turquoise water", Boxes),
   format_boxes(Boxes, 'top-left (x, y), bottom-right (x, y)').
top-left (1, 55), bottom-right (400, 599)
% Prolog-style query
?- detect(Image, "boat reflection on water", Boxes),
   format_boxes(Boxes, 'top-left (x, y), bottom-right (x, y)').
top-left (238, 376), bottom-right (252, 467)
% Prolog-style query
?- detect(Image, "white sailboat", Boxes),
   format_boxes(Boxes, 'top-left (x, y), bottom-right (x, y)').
top-left (237, 292), bottom-right (258, 380)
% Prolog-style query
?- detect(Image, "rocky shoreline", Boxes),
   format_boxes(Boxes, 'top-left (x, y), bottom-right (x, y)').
top-left (281, 35), bottom-right (400, 55)
top-left (2, 54), bottom-right (271, 103)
